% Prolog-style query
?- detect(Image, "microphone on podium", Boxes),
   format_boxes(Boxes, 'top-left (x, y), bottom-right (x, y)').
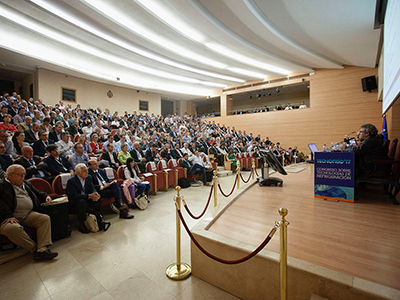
top-left (345, 131), bottom-right (356, 137)
top-left (344, 131), bottom-right (356, 145)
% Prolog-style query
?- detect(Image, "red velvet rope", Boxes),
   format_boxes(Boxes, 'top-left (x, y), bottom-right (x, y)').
top-left (255, 168), bottom-right (260, 177)
top-left (177, 209), bottom-right (274, 264)
top-left (239, 169), bottom-right (253, 183)
top-left (217, 174), bottom-right (238, 197)
top-left (183, 184), bottom-right (214, 219)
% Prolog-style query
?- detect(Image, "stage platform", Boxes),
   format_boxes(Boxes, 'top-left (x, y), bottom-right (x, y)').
top-left (190, 163), bottom-right (400, 300)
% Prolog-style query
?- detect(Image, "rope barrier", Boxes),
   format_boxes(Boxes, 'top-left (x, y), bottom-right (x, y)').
top-left (182, 184), bottom-right (214, 219)
top-left (255, 168), bottom-right (260, 177)
top-left (239, 169), bottom-right (253, 183)
top-left (217, 174), bottom-right (238, 197)
top-left (177, 208), bottom-right (277, 264)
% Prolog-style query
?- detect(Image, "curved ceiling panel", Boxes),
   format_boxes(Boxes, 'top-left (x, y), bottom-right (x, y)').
top-left (0, 0), bottom-right (380, 100)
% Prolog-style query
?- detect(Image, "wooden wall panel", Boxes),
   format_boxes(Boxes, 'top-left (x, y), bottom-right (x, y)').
top-left (206, 66), bottom-right (384, 154)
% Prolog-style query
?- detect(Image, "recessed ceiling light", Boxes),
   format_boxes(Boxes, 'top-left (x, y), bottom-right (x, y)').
top-left (83, 0), bottom-right (227, 69)
top-left (29, 0), bottom-right (244, 83)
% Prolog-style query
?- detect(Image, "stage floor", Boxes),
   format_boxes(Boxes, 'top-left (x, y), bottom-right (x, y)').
top-left (208, 163), bottom-right (400, 291)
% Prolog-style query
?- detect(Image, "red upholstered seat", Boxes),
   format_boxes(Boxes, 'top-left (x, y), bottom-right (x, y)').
top-left (119, 165), bottom-right (156, 195)
top-left (52, 173), bottom-right (73, 196)
top-left (147, 162), bottom-right (167, 191)
top-left (27, 178), bottom-right (58, 199)
top-left (168, 159), bottom-right (185, 180)
top-left (158, 160), bottom-right (177, 188)
top-left (1, 180), bottom-right (44, 248)
top-left (135, 165), bottom-right (156, 195)
top-left (178, 158), bottom-right (199, 182)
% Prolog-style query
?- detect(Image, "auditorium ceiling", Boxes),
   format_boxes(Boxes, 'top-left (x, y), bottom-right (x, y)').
top-left (0, 0), bottom-right (380, 100)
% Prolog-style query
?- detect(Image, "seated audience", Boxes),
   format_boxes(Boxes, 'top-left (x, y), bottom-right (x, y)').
top-left (14, 146), bottom-right (52, 181)
top-left (0, 114), bottom-right (17, 133)
top-left (33, 130), bottom-right (54, 158)
top-left (87, 160), bottom-right (133, 219)
top-left (124, 158), bottom-right (151, 200)
top-left (161, 143), bottom-right (173, 160)
top-left (181, 152), bottom-right (208, 185)
top-left (43, 144), bottom-right (74, 176)
top-left (130, 142), bottom-right (147, 173)
top-left (12, 107), bottom-right (27, 126)
top-left (89, 133), bottom-right (104, 154)
top-left (171, 142), bottom-right (184, 160)
top-left (25, 122), bottom-right (40, 144)
top-left (68, 119), bottom-right (82, 137)
top-left (227, 149), bottom-right (237, 172)
top-left (56, 132), bottom-right (74, 156)
top-left (39, 117), bottom-right (52, 133)
top-left (0, 141), bottom-right (13, 171)
top-left (0, 165), bottom-right (58, 260)
top-left (48, 121), bottom-right (64, 142)
top-left (145, 143), bottom-right (161, 163)
top-left (66, 163), bottom-right (101, 234)
top-left (11, 131), bottom-right (29, 159)
top-left (101, 143), bottom-right (121, 170)
top-left (209, 142), bottom-right (224, 166)
top-left (69, 143), bottom-right (89, 169)
top-left (117, 143), bottom-right (131, 165)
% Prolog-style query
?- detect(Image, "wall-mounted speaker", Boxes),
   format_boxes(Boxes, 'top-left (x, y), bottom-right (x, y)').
top-left (361, 75), bottom-right (377, 92)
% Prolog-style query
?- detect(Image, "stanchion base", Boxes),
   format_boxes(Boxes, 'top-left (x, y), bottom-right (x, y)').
top-left (258, 177), bottom-right (283, 187)
top-left (165, 263), bottom-right (192, 280)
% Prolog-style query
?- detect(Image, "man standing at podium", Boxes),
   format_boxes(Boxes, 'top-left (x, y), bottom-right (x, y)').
top-left (341, 123), bottom-right (390, 178)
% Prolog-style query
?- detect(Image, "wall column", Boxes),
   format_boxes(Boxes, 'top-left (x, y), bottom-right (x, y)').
top-left (220, 94), bottom-right (228, 117)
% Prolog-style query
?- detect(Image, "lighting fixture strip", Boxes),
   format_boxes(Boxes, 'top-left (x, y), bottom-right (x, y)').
top-left (82, 0), bottom-right (275, 78)
top-left (243, 0), bottom-right (342, 67)
top-left (28, 0), bottom-right (245, 83)
top-left (0, 3), bottom-right (226, 88)
top-left (134, 0), bottom-right (291, 75)
top-left (82, 0), bottom-right (227, 69)
top-left (0, 31), bottom-right (213, 96)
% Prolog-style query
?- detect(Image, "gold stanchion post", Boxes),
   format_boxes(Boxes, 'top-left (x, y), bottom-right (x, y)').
top-left (282, 155), bottom-right (285, 167)
top-left (278, 207), bottom-right (289, 300)
top-left (237, 160), bottom-right (241, 189)
top-left (252, 158), bottom-right (255, 179)
top-left (213, 170), bottom-right (218, 207)
top-left (166, 186), bottom-right (191, 280)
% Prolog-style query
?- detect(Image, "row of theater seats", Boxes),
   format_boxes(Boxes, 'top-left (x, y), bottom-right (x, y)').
top-left (224, 152), bottom-right (260, 169)
top-left (0, 157), bottom-right (212, 248)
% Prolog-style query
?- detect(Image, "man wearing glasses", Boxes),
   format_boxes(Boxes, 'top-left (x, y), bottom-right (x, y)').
top-left (342, 124), bottom-right (390, 178)
top-left (0, 129), bottom-right (12, 157)
top-left (0, 165), bottom-right (58, 260)
top-left (33, 130), bottom-right (54, 158)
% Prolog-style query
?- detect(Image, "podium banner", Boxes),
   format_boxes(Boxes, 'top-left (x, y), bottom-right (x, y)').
top-left (314, 152), bottom-right (355, 202)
